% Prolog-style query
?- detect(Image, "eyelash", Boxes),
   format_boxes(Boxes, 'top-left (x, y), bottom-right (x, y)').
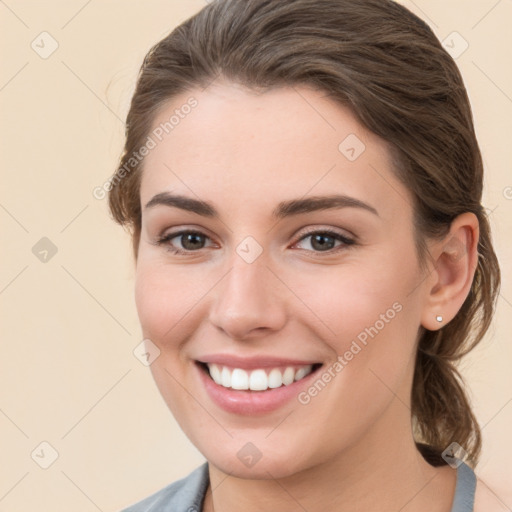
top-left (154, 228), bottom-right (356, 256)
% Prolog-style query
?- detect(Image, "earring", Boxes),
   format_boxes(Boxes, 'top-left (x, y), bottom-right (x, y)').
top-left (436, 315), bottom-right (443, 322)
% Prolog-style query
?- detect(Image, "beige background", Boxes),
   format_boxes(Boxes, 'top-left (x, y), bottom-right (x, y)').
top-left (1, 1), bottom-right (511, 511)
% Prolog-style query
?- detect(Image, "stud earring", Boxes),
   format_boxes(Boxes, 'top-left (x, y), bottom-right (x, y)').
top-left (436, 315), bottom-right (443, 322)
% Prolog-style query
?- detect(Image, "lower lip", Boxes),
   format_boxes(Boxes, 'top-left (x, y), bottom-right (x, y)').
top-left (196, 363), bottom-right (321, 415)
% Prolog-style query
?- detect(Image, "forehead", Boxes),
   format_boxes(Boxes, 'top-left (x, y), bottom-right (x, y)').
top-left (139, 81), bottom-right (411, 220)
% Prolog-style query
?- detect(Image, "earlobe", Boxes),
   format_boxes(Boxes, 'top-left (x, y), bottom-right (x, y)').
top-left (420, 212), bottom-right (480, 331)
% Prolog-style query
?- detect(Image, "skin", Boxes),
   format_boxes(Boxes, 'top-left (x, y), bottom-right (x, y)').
top-left (134, 79), bottom-right (479, 512)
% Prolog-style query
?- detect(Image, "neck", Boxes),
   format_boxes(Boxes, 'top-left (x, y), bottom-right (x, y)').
top-left (203, 399), bottom-right (457, 512)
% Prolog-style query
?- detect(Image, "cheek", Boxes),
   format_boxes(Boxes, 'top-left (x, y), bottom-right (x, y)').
top-left (291, 259), bottom-right (409, 347)
top-left (134, 259), bottom-right (206, 343)
top-left (134, 264), bottom-right (170, 340)
top-left (291, 254), bottom-right (421, 395)
top-left (134, 262), bottom-right (201, 421)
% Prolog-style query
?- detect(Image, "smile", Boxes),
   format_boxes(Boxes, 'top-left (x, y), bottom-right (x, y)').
top-left (204, 363), bottom-right (319, 391)
top-left (194, 355), bottom-right (324, 414)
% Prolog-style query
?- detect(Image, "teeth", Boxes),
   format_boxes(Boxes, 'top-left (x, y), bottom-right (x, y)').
top-left (221, 366), bottom-right (231, 387)
top-left (231, 368), bottom-right (249, 390)
top-left (209, 363), bottom-right (221, 384)
top-left (268, 368), bottom-right (282, 388)
top-left (249, 369), bottom-right (267, 391)
top-left (295, 367), bottom-right (308, 381)
top-left (282, 367), bottom-right (295, 385)
top-left (206, 363), bottom-right (315, 391)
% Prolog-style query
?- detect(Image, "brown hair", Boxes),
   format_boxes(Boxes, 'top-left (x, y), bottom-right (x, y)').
top-left (108, 0), bottom-right (501, 467)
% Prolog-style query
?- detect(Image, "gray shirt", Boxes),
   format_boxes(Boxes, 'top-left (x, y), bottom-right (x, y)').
top-left (121, 458), bottom-right (476, 512)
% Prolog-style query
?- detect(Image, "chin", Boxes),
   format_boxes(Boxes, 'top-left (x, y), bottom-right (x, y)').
top-left (197, 437), bottom-right (315, 480)
top-left (209, 453), bottom-right (306, 480)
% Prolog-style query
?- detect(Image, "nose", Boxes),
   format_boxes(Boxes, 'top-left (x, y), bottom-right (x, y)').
top-left (208, 252), bottom-right (288, 340)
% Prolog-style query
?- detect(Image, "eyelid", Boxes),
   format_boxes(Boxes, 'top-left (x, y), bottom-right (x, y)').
top-left (293, 225), bottom-right (356, 243)
top-left (155, 224), bottom-right (217, 243)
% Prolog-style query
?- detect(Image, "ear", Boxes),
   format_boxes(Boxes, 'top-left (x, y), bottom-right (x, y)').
top-left (420, 212), bottom-right (480, 331)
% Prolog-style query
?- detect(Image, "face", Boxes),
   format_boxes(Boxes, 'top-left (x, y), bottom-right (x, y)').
top-left (135, 80), bottom-right (430, 478)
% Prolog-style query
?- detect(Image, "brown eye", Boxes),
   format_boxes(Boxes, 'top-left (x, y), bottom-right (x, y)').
top-left (156, 230), bottom-right (212, 254)
top-left (294, 229), bottom-right (355, 253)
top-left (178, 232), bottom-right (206, 250)
top-left (309, 233), bottom-right (337, 251)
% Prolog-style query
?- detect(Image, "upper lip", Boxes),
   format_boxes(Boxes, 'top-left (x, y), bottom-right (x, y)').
top-left (196, 354), bottom-right (322, 369)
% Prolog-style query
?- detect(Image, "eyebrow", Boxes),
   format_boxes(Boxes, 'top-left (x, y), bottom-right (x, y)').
top-left (144, 192), bottom-right (379, 219)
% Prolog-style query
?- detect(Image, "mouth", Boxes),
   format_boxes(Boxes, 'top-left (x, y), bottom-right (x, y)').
top-left (196, 361), bottom-right (324, 392)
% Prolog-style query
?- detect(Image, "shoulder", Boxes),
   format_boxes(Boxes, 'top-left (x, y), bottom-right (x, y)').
top-left (120, 462), bottom-right (209, 512)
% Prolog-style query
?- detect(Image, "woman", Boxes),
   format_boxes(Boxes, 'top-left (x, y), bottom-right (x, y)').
top-left (109, 0), bottom-right (501, 510)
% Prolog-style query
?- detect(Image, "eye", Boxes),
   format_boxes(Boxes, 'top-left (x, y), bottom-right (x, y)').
top-left (155, 230), bottom-right (214, 255)
top-left (293, 229), bottom-right (355, 253)
top-left (154, 227), bottom-right (356, 256)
